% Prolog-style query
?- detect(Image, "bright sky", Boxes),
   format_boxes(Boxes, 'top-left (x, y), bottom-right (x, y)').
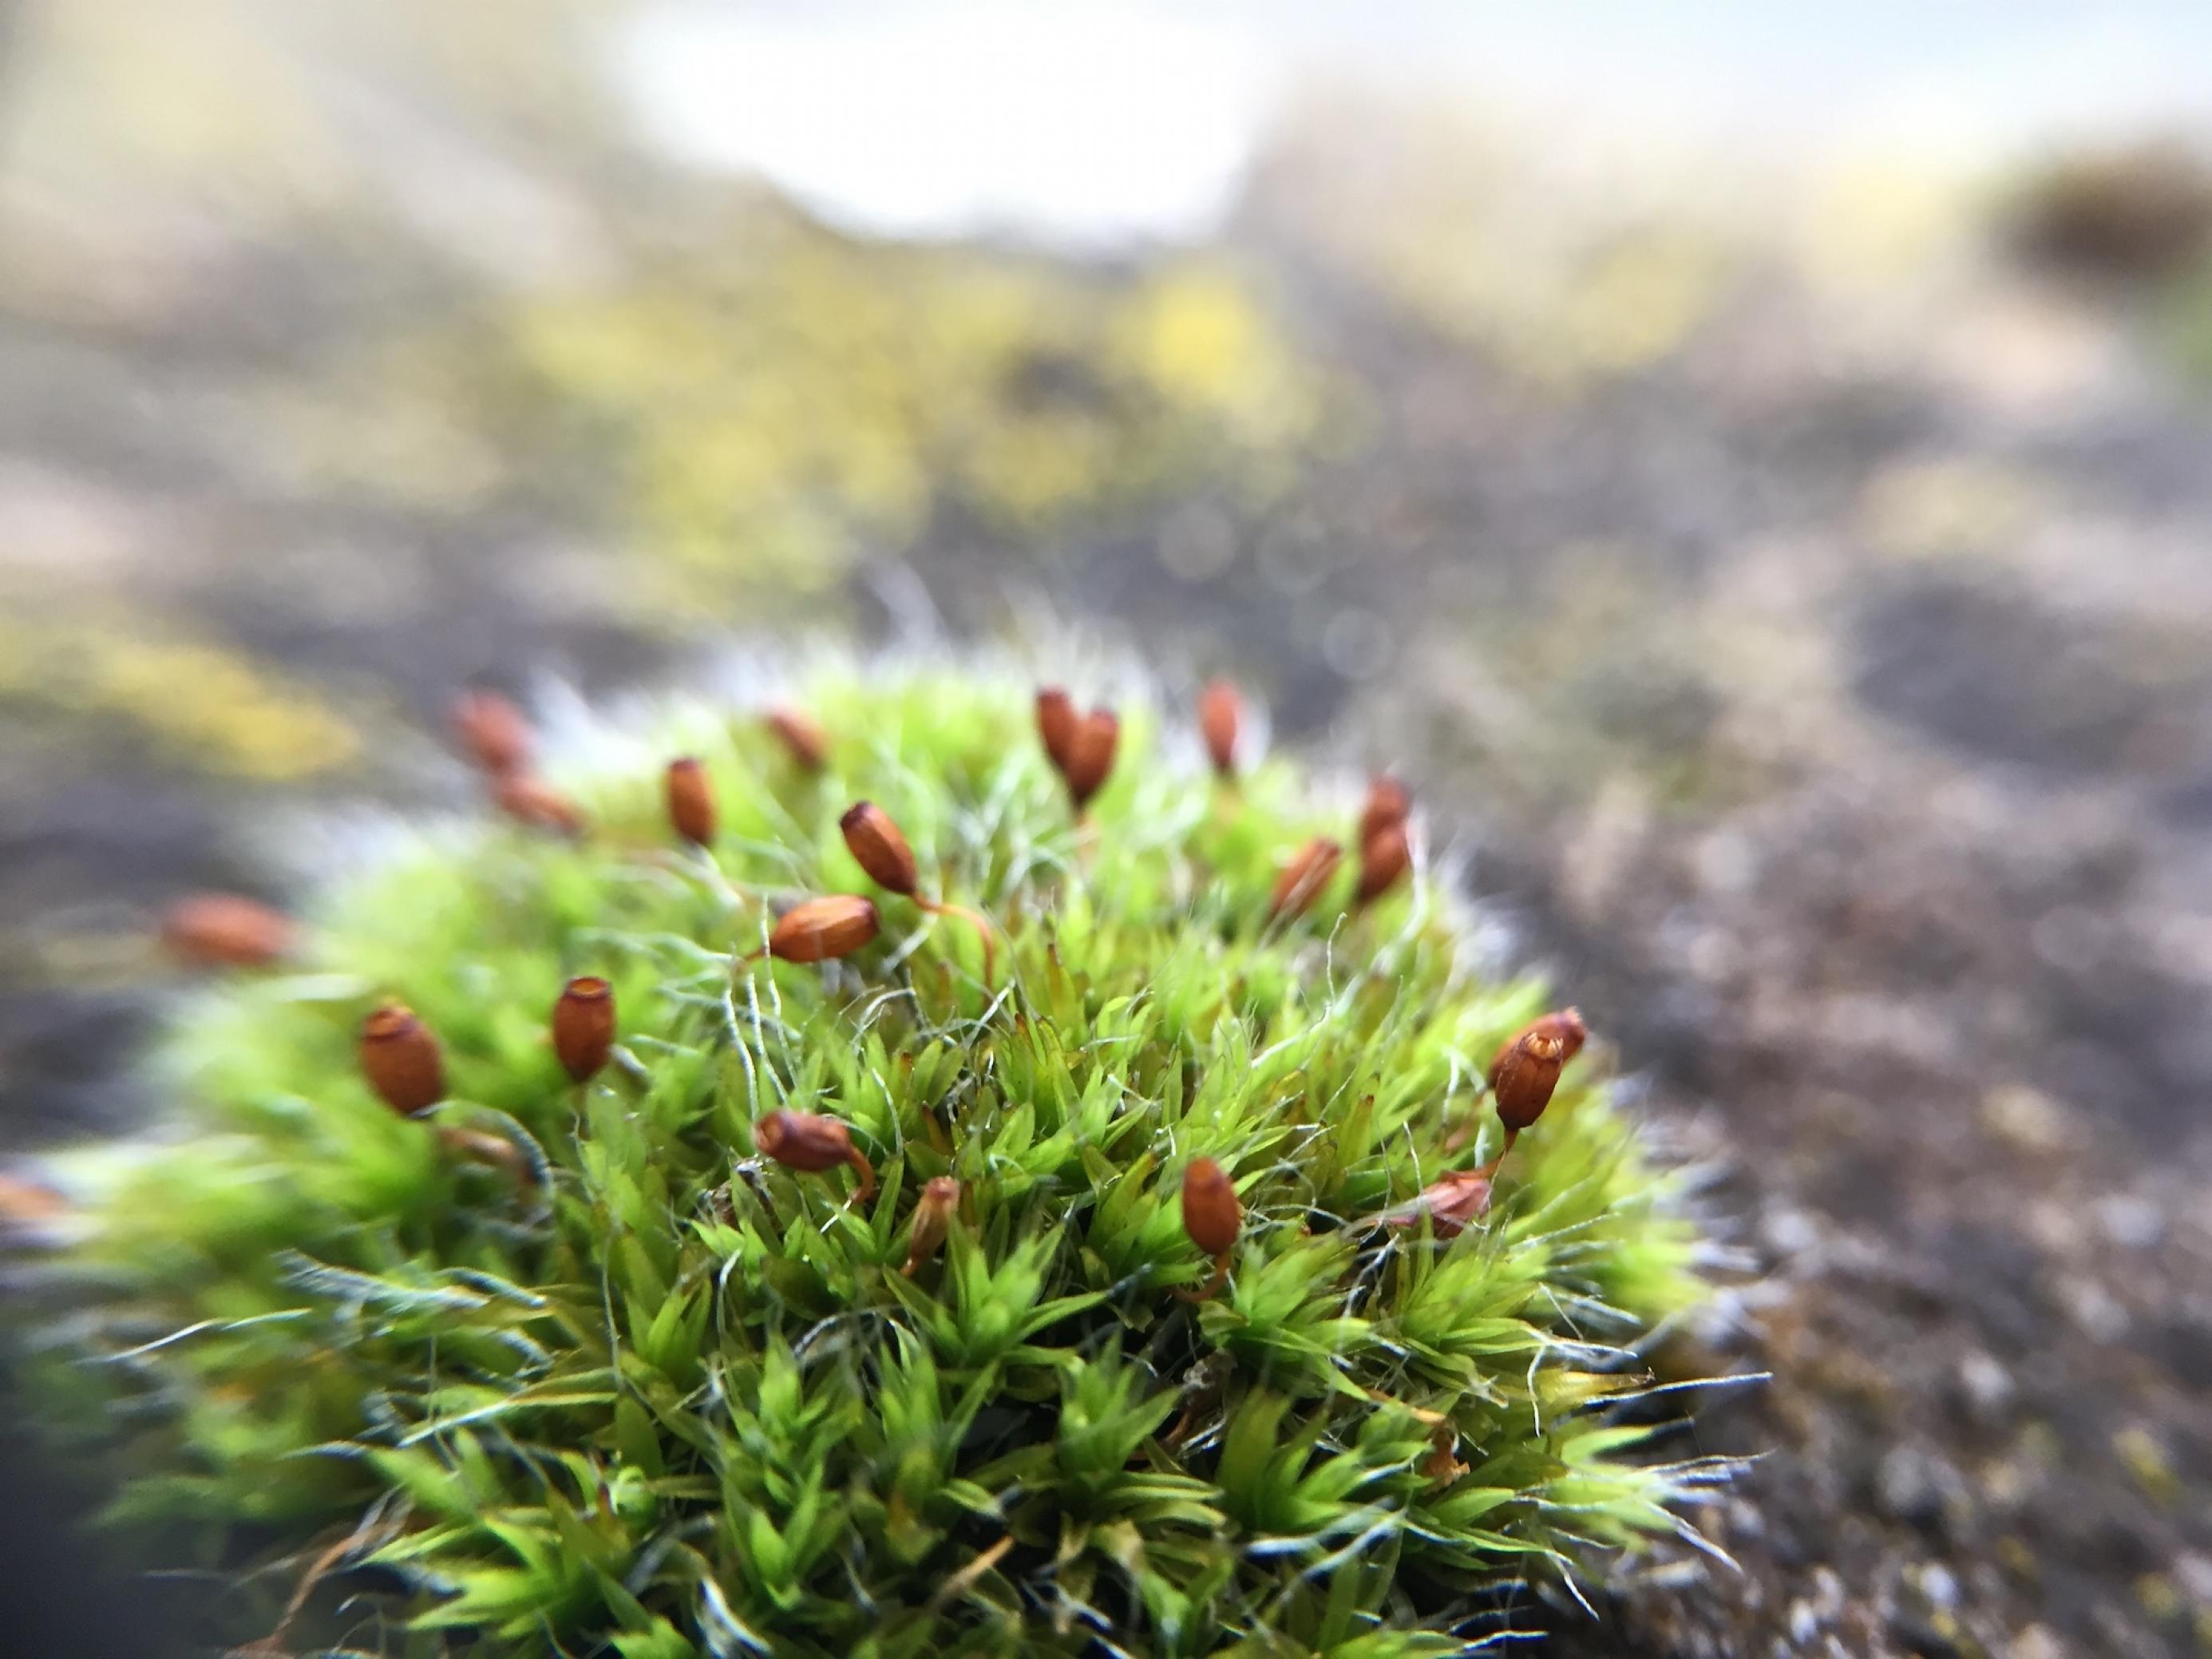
top-left (621, 1), bottom-right (2212, 247)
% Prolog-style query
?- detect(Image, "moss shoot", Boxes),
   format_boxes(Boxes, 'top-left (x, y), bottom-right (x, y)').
top-left (14, 665), bottom-right (1715, 1657)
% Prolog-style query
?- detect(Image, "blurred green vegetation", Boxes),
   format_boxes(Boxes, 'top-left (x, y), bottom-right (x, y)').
top-left (469, 231), bottom-right (1323, 606)
top-left (2, 0), bottom-right (1327, 635)
top-left (0, 613), bottom-right (359, 783)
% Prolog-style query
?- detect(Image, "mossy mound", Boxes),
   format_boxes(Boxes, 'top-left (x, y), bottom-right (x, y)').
top-left (17, 666), bottom-right (1714, 1657)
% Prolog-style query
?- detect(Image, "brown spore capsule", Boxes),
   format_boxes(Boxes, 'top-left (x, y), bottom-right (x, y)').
top-left (754, 1108), bottom-right (876, 1198)
top-left (767, 706), bottom-right (828, 771)
top-left (901, 1175), bottom-right (960, 1276)
top-left (840, 801), bottom-right (918, 897)
top-left (1380, 1169), bottom-right (1494, 1236)
top-left (359, 1004), bottom-right (446, 1118)
top-left (1355, 821), bottom-right (1411, 904)
top-left (495, 772), bottom-right (584, 835)
top-left (1180, 1157), bottom-right (1241, 1258)
top-left (1357, 776), bottom-right (1411, 847)
top-left (1270, 837), bottom-right (1343, 918)
top-left (1062, 708), bottom-right (1119, 808)
top-left (160, 893), bottom-right (295, 968)
top-left (1198, 678), bottom-right (1242, 777)
top-left (436, 1125), bottom-right (533, 1186)
top-left (666, 757), bottom-right (718, 846)
top-left (1488, 1008), bottom-right (1588, 1132)
top-left (764, 895), bottom-right (880, 964)
top-left (452, 689), bottom-right (531, 776)
top-left (552, 976), bottom-right (615, 1083)
top-left (1035, 687), bottom-right (1077, 775)
top-left (0, 1173), bottom-right (69, 1227)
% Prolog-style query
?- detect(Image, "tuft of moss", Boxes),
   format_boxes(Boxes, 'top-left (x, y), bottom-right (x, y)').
top-left (13, 664), bottom-right (1716, 1657)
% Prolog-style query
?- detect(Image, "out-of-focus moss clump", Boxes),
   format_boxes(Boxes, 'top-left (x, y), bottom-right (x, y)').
top-left (474, 220), bottom-right (1321, 604)
top-left (0, 615), bottom-right (360, 782)
top-left (1248, 103), bottom-right (1736, 394)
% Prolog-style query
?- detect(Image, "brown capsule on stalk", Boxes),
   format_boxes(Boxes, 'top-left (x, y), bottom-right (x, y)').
top-left (1198, 678), bottom-right (1242, 778)
top-left (0, 1172), bottom-right (69, 1228)
top-left (1063, 708), bottom-right (1120, 808)
top-left (840, 801), bottom-right (918, 897)
top-left (552, 976), bottom-right (615, 1083)
top-left (1180, 1157), bottom-right (1241, 1258)
top-left (1421, 1428), bottom-right (1469, 1486)
top-left (495, 771), bottom-right (584, 835)
top-left (1035, 687), bottom-right (1077, 775)
top-left (1379, 1169), bottom-right (1494, 1236)
top-left (754, 1107), bottom-right (875, 1198)
top-left (764, 895), bottom-right (880, 964)
top-left (1357, 776), bottom-right (1411, 847)
top-left (666, 757), bottom-right (718, 846)
top-left (901, 1175), bottom-right (960, 1276)
top-left (1488, 1008), bottom-right (1588, 1132)
top-left (751, 1108), bottom-right (851, 1171)
top-left (160, 893), bottom-right (295, 968)
top-left (360, 1004), bottom-right (446, 1118)
top-left (1270, 837), bottom-right (1343, 918)
top-left (453, 689), bottom-right (532, 776)
top-left (1355, 821), bottom-right (1411, 905)
top-left (437, 1125), bottom-right (533, 1186)
top-left (766, 706), bottom-right (828, 771)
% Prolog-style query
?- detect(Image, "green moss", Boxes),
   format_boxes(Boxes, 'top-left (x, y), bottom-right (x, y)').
top-left (0, 612), bottom-right (360, 782)
top-left (19, 665), bottom-right (1713, 1656)
top-left (472, 229), bottom-right (1322, 612)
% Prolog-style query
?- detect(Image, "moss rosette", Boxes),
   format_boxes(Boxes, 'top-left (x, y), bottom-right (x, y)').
top-left (17, 666), bottom-right (1715, 1657)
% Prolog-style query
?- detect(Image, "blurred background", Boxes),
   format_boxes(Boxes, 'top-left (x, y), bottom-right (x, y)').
top-left (6, 2), bottom-right (2212, 1653)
